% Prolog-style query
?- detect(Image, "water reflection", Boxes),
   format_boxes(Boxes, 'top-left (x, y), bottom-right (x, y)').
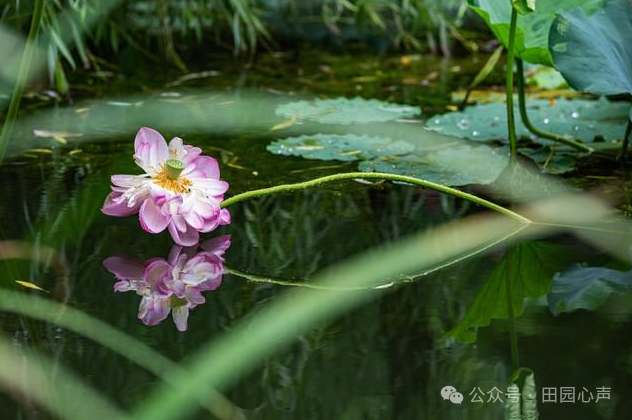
top-left (103, 235), bottom-right (230, 331)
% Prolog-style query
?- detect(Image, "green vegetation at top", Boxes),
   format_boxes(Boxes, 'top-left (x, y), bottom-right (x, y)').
top-left (468, 0), bottom-right (605, 66)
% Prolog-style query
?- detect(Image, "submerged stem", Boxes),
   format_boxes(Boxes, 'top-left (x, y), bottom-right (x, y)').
top-left (0, 0), bottom-right (45, 165)
top-left (516, 59), bottom-right (593, 153)
top-left (221, 172), bottom-right (531, 223)
top-left (506, 8), bottom-right (519, 163)
top-left (506, 246), bottom-right (520, 371)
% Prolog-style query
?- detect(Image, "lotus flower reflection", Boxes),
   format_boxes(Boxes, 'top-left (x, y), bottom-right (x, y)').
top-left (102, 127), bottom-right (231, 246)
top-left (103, 235), bottom-right (231, 331)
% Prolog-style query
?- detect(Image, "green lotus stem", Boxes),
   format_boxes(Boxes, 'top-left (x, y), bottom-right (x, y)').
top-left (619, 117), bottom-right (632, 160)
top-left (221, 172), bottom-right (531, 223)
top-left (506, 7), bottom-right (519, 162)
top-left (516, 59), bottom-right (593, 153)
top-left (0, 0), bottom-right (45, 165)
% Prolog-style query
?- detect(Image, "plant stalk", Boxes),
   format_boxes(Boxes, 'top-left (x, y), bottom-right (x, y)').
top-left (221, 172), bottom-right (531, 223)
top-left (506, 7), bottom-right (519, 163)
top-left (516, 59), bottom-right (593, 153)
top-left (0, 0), bottom-right (46, 165)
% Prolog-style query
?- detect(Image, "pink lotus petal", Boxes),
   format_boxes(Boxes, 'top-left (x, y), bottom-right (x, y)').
top-left (103, 255), bottom-right (144, 280)
top-left (139, 199), bottom-right (170, 233)
top-left (191, 156), bottom-right (220, 179)
top-left (168, 222), bottom-right (199, 246)
top-left (134, 127), bottom-right (169, 174)
top-left (143, 259), bottom-right (171, 291)
top-left (138, 295), bottom-right (170, 326)
top-left (102, 192), bottom-right (140, 217)
top-left (199, 235), bottom-right (231, 257)
top-left (172, 306), bottom-right (189, 332)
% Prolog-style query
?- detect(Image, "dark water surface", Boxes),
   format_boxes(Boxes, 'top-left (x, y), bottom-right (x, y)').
top-left (1, 50), bottom-right (632, 419)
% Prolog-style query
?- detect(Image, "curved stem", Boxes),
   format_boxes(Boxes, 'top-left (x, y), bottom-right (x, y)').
top-left (0, 0), bottom-right (45, 165)
top-left (516, 59), bottom-right (593, 153)
top-left (221, 172), bottom-right (531, 223)
top-left (506, 7), bottom-right (519, 163)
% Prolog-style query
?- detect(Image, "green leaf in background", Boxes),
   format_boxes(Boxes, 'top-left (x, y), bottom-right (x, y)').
top-left (469, 0), bottom-right (605, 66)
top-left (267, 133), bottom-right (414, 161)
top-left (526, 66), bottom-right (568, 90)
top-left (358, 144), bottom-right (509, 187)
top-left (549, 0), bottom-right (632, 97)
top-left (275, 97), bottom-right (421, 125)
top-left (548, 262), bottom-right (632, 315)
top-left (512, 0), bottom-right (536, 15)
top-left (448, 241), bottom-right (575, 343)
top-left (426, 98), bottom-right (630, 144)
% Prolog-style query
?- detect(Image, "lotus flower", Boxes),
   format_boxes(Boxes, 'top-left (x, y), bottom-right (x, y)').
top-left (102, 127), bottom-right (231, 246)
top-left (103, 235), bottom-right (231, 331)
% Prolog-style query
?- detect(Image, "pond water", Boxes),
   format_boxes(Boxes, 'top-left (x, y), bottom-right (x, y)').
top-left (1, 50), bottom-right (632, 419)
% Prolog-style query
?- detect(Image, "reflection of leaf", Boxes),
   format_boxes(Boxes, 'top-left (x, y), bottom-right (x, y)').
top-left (426, 98), bottom-right (630, 144)
top-left (358, 144), bottom-right (508, 187)
top-left (548, 264), bottom-right (632, 315)
top-left (267, 134), bottom-right (414, 161)
top-left (550, 0), bottom-right (632, 97)
top-left (469, 0), bottom-right (605, 65)
top-left (519, 146), bottom-right (577, 174)
top-left (275, 97), bottom-right (420, 125)
top-left (448, 242), bottom-right (575, 343)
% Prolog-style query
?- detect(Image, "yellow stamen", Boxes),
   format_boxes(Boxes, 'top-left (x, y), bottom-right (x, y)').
top-left (153, 166), bottom-right (192, 194)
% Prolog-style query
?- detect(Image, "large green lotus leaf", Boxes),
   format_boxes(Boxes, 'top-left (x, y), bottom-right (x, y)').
top-left (550, 0), bottom-right (632, 98)
top-left (358, 144), bottom-right (508, 187)
top-left (548, 263), bottom-right (632, 315)
top-left (275, 97), bottom-right (421, 125)
top-left (469, 0), bottom-right (605, 66)
top-left (448, 242), bottom-right (576, 343)
top-left (426, 98), bottom-right (630, 144)
top-left (267, 134), bottom-right (415, 161)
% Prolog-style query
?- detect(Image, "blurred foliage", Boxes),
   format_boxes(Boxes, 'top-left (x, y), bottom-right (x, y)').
top-left (0, 0), bottom-right (468, 91)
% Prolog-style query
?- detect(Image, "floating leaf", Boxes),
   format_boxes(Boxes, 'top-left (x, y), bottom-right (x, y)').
top-left (15, 280), bottom-right (49, 293)
top-left (267, 134), bottom-right (415, 162)
top-left (275, 97), bottom-right (421, 125)
top-left (358, 144), bottom-right (508, 186)
top-left (426, 98), bottom-right (630, 144)
top-left (550, 0), bottom-right (632, 97)
top-left (469, 0), bottom-right (605, 66)
top-left (448, 242), bottom-right (575, 343)
top-left (548, 263), bottom-right (632, 315)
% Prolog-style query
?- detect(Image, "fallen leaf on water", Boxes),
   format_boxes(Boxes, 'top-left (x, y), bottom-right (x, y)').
top-left (15, 280), bottom-right (49, 293)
